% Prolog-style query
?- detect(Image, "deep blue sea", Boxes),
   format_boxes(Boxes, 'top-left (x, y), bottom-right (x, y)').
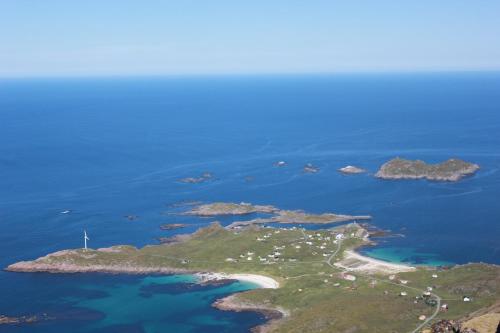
top-left (1, 73), bottom-right (499, 332)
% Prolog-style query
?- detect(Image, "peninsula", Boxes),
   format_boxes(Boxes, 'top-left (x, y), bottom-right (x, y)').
top-left (375, 158), bottom-right (479, 181)
top-left (6, 220), bottom-right (499, 333)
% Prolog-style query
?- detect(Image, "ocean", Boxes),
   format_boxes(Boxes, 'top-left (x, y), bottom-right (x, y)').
top-left (1, 73), bottom-right (499, 332)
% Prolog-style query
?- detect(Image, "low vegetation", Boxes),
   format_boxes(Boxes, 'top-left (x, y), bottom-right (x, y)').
top-left (7, 222), bottom-right (500, 332)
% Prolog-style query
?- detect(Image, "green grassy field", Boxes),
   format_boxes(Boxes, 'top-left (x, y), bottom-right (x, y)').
top-left (8, 223), bottom-right (500, 332)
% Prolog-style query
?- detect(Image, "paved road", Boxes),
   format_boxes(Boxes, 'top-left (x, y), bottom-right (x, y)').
top-left (326, 239), bottom-right (342, 268)
top-left (320, 236), bottom-right (441, 333)
top-left (410, 292), bottom-right (441, 333)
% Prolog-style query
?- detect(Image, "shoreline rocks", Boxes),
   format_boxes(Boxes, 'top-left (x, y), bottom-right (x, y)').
top-left (0, 314), bottom-right (47, 325)
top-left (213, 294), bottom-right (287, 333)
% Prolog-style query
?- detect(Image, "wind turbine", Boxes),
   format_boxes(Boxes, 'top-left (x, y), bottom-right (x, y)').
top-left (84, 230), bottom-right (90, 250)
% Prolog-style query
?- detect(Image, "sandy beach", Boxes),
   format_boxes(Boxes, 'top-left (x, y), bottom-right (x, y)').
top-left (335, 250), bottom-right (416, 274)
top-left (196, 272), bottom-right (279, 289)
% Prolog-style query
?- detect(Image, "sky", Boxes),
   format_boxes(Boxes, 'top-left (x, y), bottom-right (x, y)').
top-left (1, 0), bottom-right (500, 77)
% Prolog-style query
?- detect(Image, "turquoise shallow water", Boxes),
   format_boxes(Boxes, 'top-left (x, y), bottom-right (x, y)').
top-left (0, 273), bottom-right (263, 333)
top-left (360, 247), bottom-right (454, 266)
top-left (1, 73), bottom-right (499, 331)
top-left (77, 275), bottom-right (260, 333)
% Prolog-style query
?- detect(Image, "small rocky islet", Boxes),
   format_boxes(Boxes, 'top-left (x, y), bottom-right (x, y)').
top-left (159, 223), bottom-right (186, 230)
top-left (303, 163), bottom-right (320, 173)
top-left (178, 172), bottom-right (214, 184)
top-left (338, 165), bottom-right (366, 174)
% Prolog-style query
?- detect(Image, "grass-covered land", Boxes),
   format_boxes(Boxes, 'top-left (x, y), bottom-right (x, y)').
top-left (7, 222), bottom-right (500, 332)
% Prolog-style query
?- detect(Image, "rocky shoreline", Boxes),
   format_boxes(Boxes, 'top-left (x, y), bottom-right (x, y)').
top-left (0, 313), bottom-right (52, 326)
top-left (213, 294), bottom-right (288, 333)
top-left (6, 260), bottom-right (194, 275)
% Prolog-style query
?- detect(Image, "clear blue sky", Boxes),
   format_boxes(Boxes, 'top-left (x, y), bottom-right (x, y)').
top-left (1, 0), bottom-right (500, 77)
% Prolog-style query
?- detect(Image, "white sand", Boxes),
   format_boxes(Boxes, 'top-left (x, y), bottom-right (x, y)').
top-left (334, 250), bottom-right (416, 274)
top-left (196, 272), bottom-right (279, 289)
top-left (227, 274), bottom-right (279, 289)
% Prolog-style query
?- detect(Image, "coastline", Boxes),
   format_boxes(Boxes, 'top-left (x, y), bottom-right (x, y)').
top-left (6, 260), bottom-right (284, 332)
top-left (196, 272), bottom-right (279, 289)
top-left (213, 294), bottom-right (288, 333)
top-left (198, 272), bottom-right (285, 332)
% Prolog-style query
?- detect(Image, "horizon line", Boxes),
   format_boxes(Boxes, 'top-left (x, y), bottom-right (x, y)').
top-left (2, 68), bottom-right (500, 80)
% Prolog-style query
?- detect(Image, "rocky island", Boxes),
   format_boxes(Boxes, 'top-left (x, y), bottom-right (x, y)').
top-left (184, 202), bottom-right (278, 216)
top-left (303, 163), bottom-right (319, 173)
top-left (183, 202), bottom-right (370, 228)
top-left (179, 172), bottom-right (214, 184)
top-left (227, 209), bottom-right (371, 229)
top-left (375, 158), bottom-right (479, 181)
top-left (338, 165), bottom-right (366, 174)
top-left (6, 217), bottom-right (500, 333)
top-left (159, 223), bottom-right (186, 230)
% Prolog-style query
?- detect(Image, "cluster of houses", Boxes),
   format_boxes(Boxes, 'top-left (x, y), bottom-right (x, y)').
top-left (224, 227), bottom-right (349, 266)
top-left (224, 226), bottom-right (369, 289)
top-left (393, 272), bottom-right (472, 314)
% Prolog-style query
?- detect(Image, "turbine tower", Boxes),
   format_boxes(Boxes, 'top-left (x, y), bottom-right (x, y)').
top-left (84, 230), bottom-right (90, 250)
